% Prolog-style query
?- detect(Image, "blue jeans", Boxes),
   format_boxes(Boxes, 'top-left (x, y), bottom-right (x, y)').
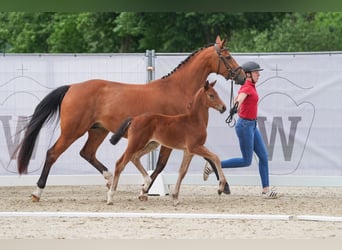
top-left (221, 118), bottom-right (269, 188)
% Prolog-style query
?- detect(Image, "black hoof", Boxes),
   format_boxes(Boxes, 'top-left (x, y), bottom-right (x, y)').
top-left (223, 182), bottom-right (231, 195)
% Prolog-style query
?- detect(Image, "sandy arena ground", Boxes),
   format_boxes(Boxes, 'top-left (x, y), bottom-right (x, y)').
top-left (0, 184), bottom-right (341, 239)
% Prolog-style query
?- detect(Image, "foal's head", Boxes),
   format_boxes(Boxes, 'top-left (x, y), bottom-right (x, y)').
top-left (201, 80), bottom-right (226, 114)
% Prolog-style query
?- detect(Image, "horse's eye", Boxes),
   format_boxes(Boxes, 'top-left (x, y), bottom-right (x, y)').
top-left (209, 94), bottom-right (215, 99)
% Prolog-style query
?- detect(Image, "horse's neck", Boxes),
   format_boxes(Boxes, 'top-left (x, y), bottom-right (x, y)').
top-left (188, 94), bottom-right (209, 125)
top-left (178, 51), bottom-right (213, 82)
top-left (160, 48), bottom-right (215, 94)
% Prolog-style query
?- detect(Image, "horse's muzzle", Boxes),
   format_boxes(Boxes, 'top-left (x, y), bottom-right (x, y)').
top-left (219, 105), bottom-right (227, 114)
top-left (234, 74), bottom-right (246, 85)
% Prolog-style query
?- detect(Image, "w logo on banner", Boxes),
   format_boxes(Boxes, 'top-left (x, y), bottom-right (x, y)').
top-left (258, 116), bottom-right (302, 161)
top-left (0, 75), bottom-right (51, 174)
top-left (258, 93), bottom-right (315, 175)
top-left (0, 116), bottom-right (31, 160)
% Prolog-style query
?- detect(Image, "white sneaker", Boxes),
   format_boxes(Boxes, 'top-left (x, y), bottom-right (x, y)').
top-left (203, 162), bottom-right (214, 181)
top-left (262, 188), bottom-right (282, 199)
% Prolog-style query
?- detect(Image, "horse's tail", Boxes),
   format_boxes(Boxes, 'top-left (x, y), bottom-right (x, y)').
top-left (17, 85), bottom-right (70, 175)
top-left (109, 117), bottom-right (133, 145)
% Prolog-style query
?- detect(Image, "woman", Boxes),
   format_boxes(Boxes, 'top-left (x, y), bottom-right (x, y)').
top-left (203, 61), bottom-right (281, 199)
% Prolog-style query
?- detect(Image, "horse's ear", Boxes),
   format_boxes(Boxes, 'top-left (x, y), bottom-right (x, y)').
top-left (221, 39), bottom-right (226, 48)
top-left (204, 80), bottom-right (209, 90)
top-left (209, 80), bottom-right (217, 87)
top-left (215, 35), bottom-right (221, 44)
top-left (216, 35), bottom-right (225, 48)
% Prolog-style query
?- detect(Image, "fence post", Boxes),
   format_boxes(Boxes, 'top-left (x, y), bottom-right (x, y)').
top-left (145, 50), bottom-right (169, 196)
top-left (145, 50), bottom-right (157, 172)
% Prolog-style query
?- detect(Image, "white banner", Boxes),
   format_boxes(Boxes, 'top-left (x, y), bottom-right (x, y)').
top-left (1, 52), bottom-right (341, 181)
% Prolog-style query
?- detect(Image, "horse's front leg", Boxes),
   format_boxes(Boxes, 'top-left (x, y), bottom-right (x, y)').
top-left (107, 156), bottom-right (127, 205)
top-left (209, 156), bottom-right (227, 195)
top-left (172, 152), bottom-right (193, 206)
top-left (203, 157), bottom-right (230, 194)
top-left (205, 156), bottom-right (227, 195)
top-left (191, 146), bottom-right (228, 195)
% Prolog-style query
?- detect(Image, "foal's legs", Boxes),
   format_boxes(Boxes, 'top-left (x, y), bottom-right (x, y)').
top-left (107, 154), bottom-right (129, 205)
top-left (107, 140), bottom-right (156, 204)
top-left (145, 146), bottom-right (172, 192)
top-left (80, 127), bottom-right (112, 187)
top-left (131, 150), bottom-right (152, 194)
top-left (172, 152), bottom-right (193, 206)
top-left (204, 157), bottom-right (230, 194)
top-left (189, 146), bottom-right (227, 194)
top-left (128, 141), bottom-right (160, 201)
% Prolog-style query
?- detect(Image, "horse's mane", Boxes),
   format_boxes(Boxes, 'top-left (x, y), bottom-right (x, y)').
top-left (162, 43), bottom-right (215, 79)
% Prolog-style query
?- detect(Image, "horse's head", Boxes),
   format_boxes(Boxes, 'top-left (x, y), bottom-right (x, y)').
top-left (203, 80), bottom-right (226, 114)
top-left (214, 35), bottom-right (246, 85)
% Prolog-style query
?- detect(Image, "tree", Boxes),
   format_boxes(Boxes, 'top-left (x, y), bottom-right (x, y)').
top-left (229, 12), bottom-right (342, 52)
top-left (1, 12), bottom-right (341, 53)
top-left (0, 12), bottom-right (53, 53)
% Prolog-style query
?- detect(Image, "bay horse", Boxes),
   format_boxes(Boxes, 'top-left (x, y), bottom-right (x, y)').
top-left (16, 35), bottom-right (245, 202)
top-left (107, 80), bottom-right (227, 205)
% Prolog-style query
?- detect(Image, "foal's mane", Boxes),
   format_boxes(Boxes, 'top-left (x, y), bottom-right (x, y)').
top-left (162, 43), bottom-right (215, 79)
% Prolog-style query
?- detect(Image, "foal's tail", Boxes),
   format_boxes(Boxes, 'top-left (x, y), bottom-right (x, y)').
top-left (109, 118), bottom-right (133, 145)
top-left (17, 85), bottom-right (70, 175)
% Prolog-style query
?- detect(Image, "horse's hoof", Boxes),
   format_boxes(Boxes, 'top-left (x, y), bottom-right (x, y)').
top-left (31, 194), bottom-right (40, 202)
top-left (106, 183), bottom-right (111, 189)
top-left (138, 194), bottom-right (148, 201)
top-left (217, 190), bottom-right (222, 196)
top-left (107, 201), bottom-right (114, 205)
top-left (172, 193), bottom-right (180, 206)
top-left (223, 182), bottom-right (231, 195)
top-left (173, 200), bottom-right (180, 206)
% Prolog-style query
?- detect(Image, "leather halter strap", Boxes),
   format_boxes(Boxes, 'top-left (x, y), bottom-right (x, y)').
top-left (214, 43), bottom-right (242, 81)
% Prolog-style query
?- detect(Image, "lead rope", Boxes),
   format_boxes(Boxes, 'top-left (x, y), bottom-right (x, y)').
top-left (225, 80), bottom-right (237, 127)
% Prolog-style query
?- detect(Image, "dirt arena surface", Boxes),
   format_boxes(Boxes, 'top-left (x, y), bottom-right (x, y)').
top-left (0, 184), bottom-right (341, 239)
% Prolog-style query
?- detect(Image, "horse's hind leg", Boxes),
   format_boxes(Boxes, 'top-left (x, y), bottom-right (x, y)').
top-left (32, 135), bottom-right (77, 202)
top-left (132, 152), bottom-right (151, 202)
top-left (129, 141), bottom-right (160, 201)
top-left (80, 127), bottom-right (112, 187)
top-left (146, 146), bottom-right (172, 193)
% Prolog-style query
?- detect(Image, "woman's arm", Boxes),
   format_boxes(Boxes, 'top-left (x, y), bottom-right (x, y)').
top-left (235, 92), bottom-right (248, 110)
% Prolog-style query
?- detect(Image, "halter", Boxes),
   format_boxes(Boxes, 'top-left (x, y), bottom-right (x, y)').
top-left (214, 43), bottom-right (242, 81)
top-left (214, 44), bottom-right (242, 127)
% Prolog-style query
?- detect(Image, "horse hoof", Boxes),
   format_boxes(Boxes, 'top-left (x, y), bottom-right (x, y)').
top-left (138, 194), bottom-right (148, 201)
top-left (31, 194), bottom-right (40, 202)
top-left (107, 201), bottom-right (114, 205)
top-left (172, 193), bottom-right (180, 206)
top-left (217, 190), bottom-right (222, 196)
top-left (106, 183), bottom-right (111, 189)
top-left (223, 182), bottom-right (231, 194)
top-left (173, 200), bottom-right (180, 206)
